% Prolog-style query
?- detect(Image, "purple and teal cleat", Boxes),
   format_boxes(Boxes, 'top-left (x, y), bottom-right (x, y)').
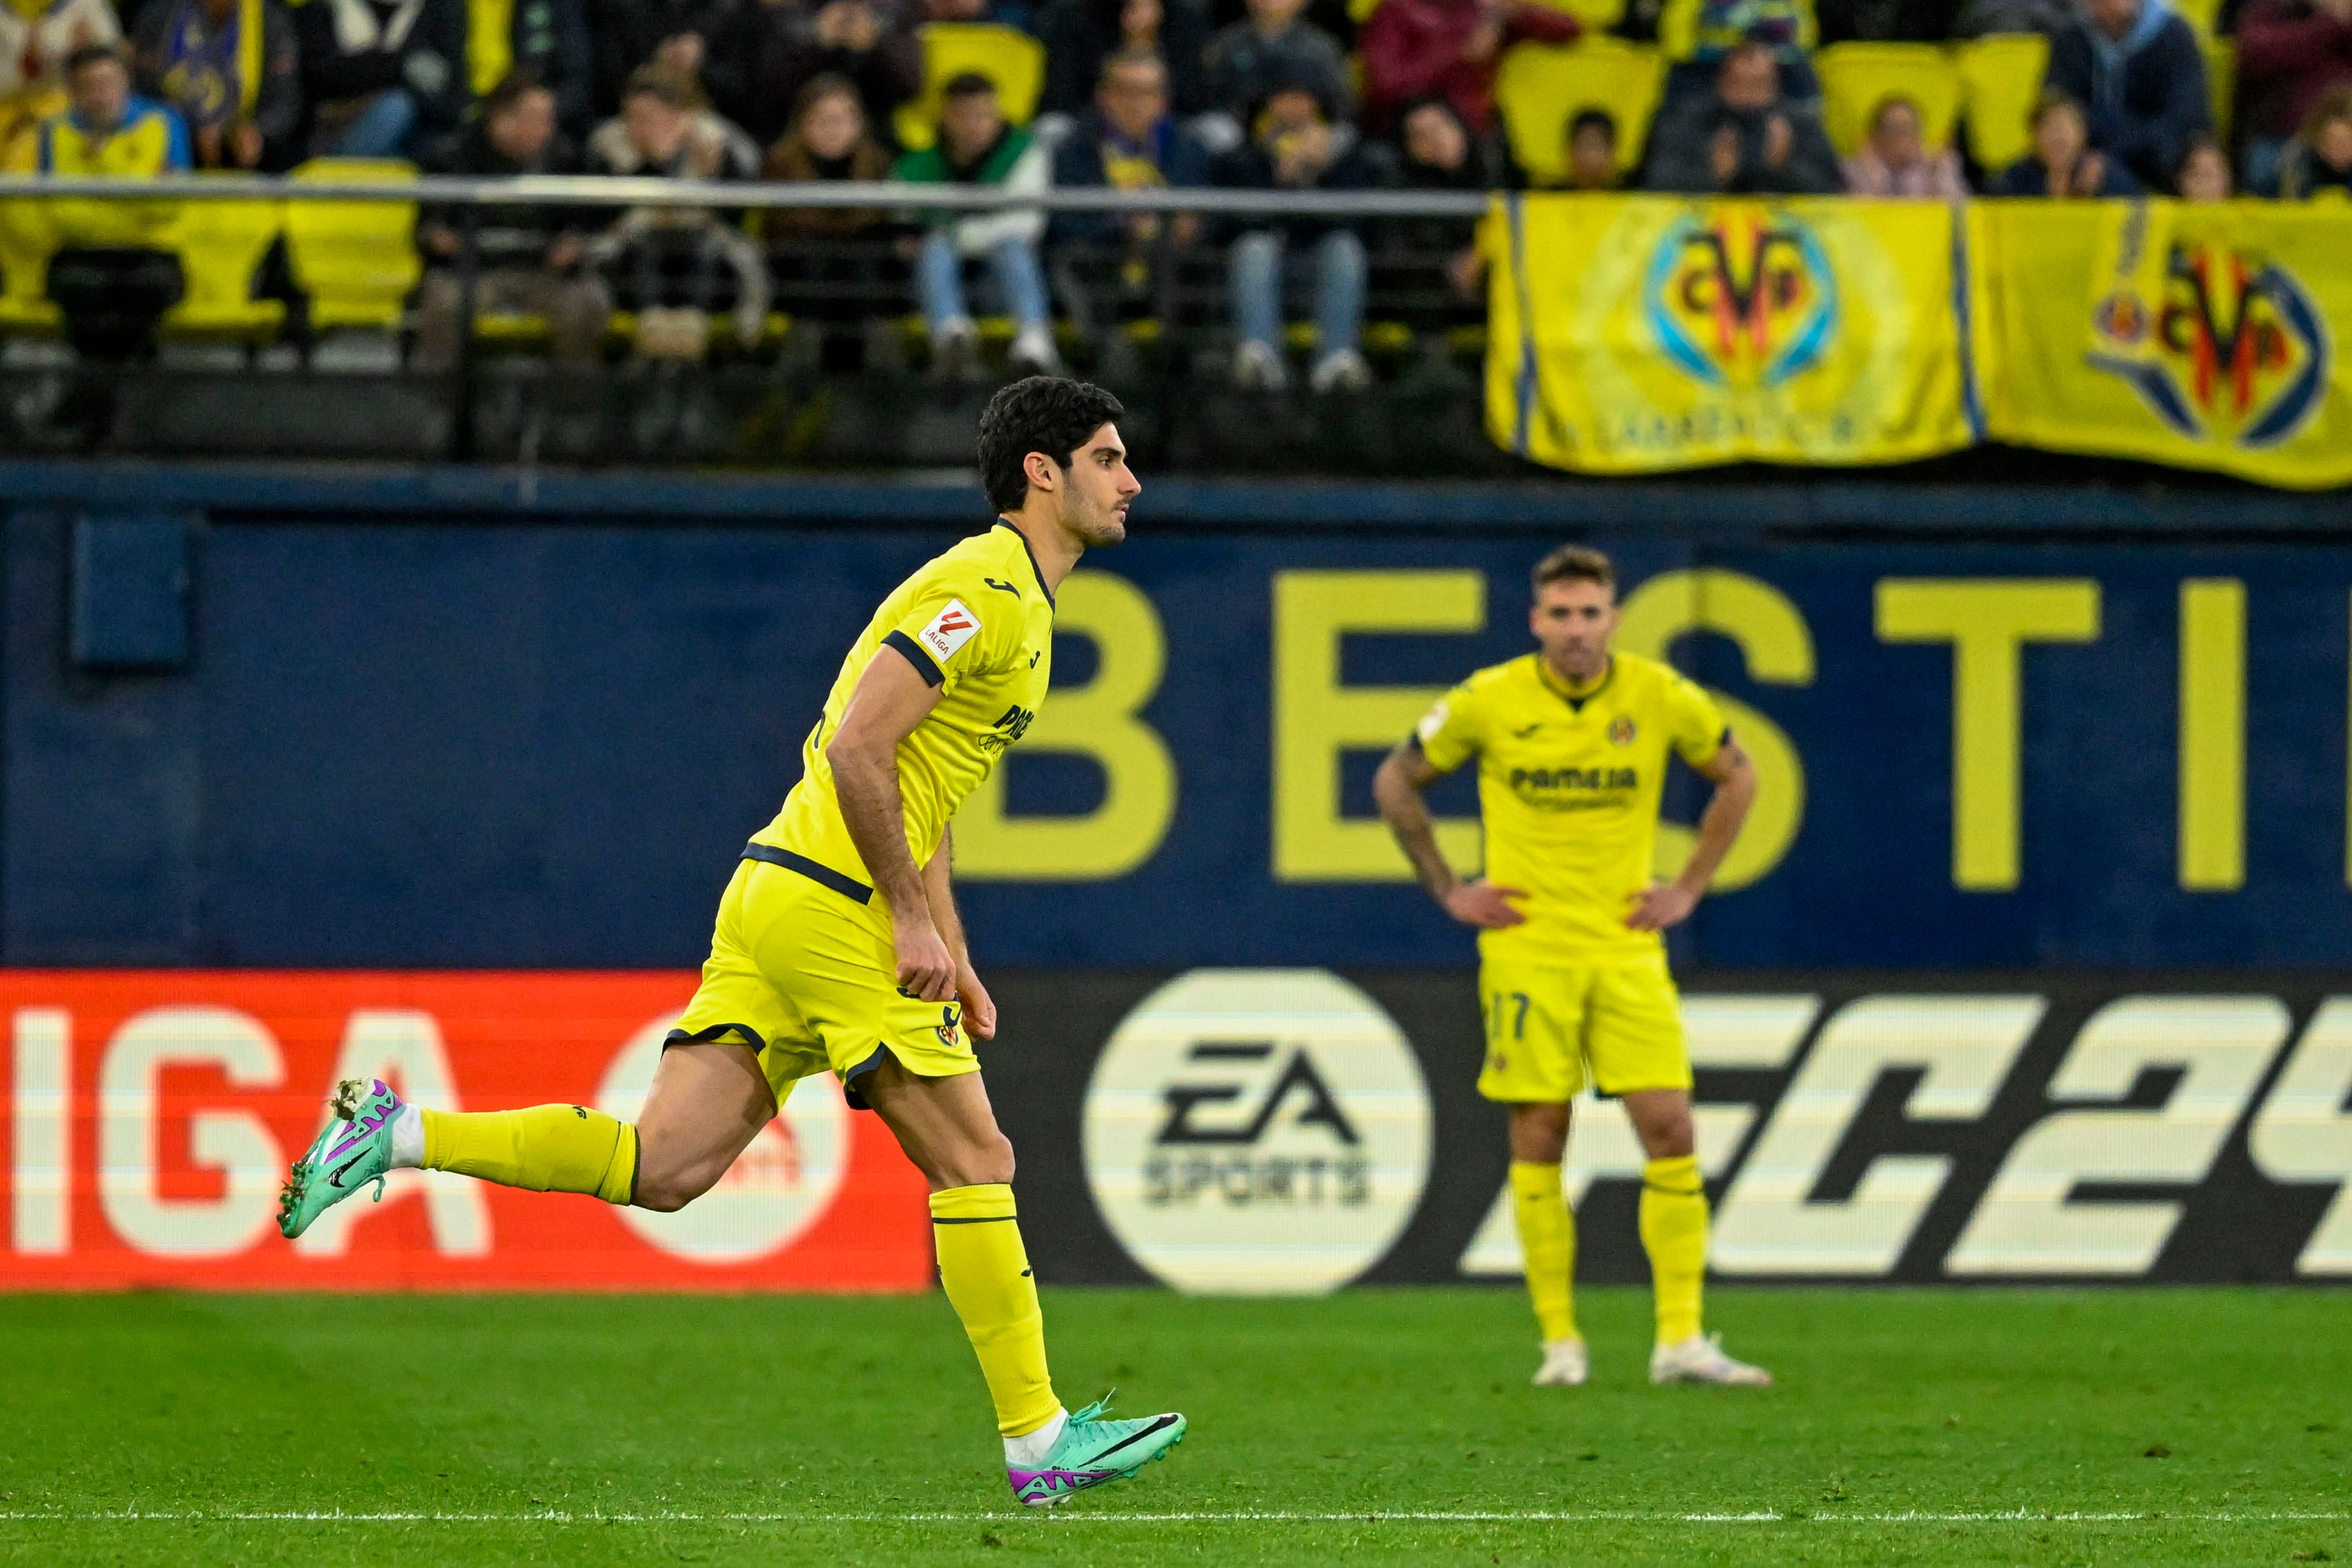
top-left (1009, 1391), bottom-right (1187, 1507)
top-left (278, 1078), bottom-right (404, 1240)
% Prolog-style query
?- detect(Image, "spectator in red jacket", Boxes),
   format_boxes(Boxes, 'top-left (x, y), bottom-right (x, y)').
top-left (1358, 0), bottom-right (1577, 136)
top-left (2234, 0), bottom-right (2352, 191)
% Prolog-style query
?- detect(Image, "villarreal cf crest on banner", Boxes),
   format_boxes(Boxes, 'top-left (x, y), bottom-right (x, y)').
top-left (1971, 201), bottom-right (2352, 489)
top-left (1486, 195), bottom-right (1974, 474)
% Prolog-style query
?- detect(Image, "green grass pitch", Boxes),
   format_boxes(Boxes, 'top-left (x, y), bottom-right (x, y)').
top-left (2, 1286), bottom-right (2345, 1566)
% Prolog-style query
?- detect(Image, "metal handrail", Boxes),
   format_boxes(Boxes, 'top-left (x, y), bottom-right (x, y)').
top-left (0, 173), bottom-right (1496, 216)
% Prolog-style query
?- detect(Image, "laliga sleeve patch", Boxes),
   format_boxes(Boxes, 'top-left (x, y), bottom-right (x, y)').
top-left (1416, 701), bottom-right (1451, 743)
top-left (918, 599), bottom-right (982, 666)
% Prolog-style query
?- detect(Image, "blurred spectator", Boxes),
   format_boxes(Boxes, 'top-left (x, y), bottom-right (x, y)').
top-left (1664, 0), bottom-right (1820, 103)
top-left (1644, 39), bottom-right (1840, 192)
top-left (1049, 49), bottom-right (1210, 239)
top-left (2045, 0), bottom-right (2207, 191)
top-left (1048, 50), bottom-right (1208, 343)
top-left (1988, 85), bottom-right (2140, 190)
top-left (38, 40), bottom-right (187, 169)
top-left (132, 0), bottom-right (300, 168)
top-left (1360, 0), bottom-right (1576, 137)
top-left (2274, 81), bottom-right (2352, 194)
top-left (1840, 92), bottom-right (1967, 196)
top-left (413, 71), bottom-right (608, 371)
top-left (293, 0), bottom-right (468, 157)
top-left (1202, 0), bottom-right (1351, 124)
top-left (37, 44), bottom-right (188, 366)
top-left (1388, 96), bottom-right (1497, 302)
top-left (764, 69), bottom-right (894, 216)
top-left (2234, 0), bottom-right (2352, 191)
top-left (1537, 106), bottom-right (1621, 188)
top-left (585, 64), bottom-right (767, 357)
top-left (2173, 132), bottom-right (2228, 195)
top-left (1036, 0), bottom-right (1211, 118)
top-left (894, 72), bottom-right (1061, 377)
top-left (1212, 80), bottom-right (1389, 393)
top-left (711, 0), bottom-right (920, 147)
top-left (462, 0), bottom-right (595, 139)
top-left (0, 0), bottom-right (121, 166)
top-left (584, 0), bottom-right (733, 121)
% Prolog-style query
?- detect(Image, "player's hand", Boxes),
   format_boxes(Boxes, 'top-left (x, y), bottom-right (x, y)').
top-left (1625, 881), bottom-right (1698, 932)
top-left (893, 916), bottom-right (958, 1002)
top-left (957, 964), bottom-right (997, 1040)
top-left (1442, 881), bottom-right (1528, 929)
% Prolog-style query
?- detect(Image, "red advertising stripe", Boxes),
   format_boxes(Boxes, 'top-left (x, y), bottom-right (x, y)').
top-left (0, 972), bottom-right (933, 1291)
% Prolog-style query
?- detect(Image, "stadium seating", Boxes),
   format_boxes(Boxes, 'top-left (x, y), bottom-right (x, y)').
top-left (894, 24), bottom-right (1048, 153)
top-left (282, 159), bottom-right (422, 334)
top-left (1816, 43), bottom-right (1962, 159)
top-left (0, 199), bottom-right (61, 335)
top-left (1528, 0), bottom-right (1631, 33)
top-left (1953, 32), bottom-right (2048, 173)
top-left (1495, 39), bottom-right (1669, 181)
top-left (163, 178), bottom-right (286, 343)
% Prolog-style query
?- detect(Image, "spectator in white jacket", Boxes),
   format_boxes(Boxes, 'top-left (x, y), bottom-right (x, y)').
top-left (893, 71), bottom-right (1061, 378)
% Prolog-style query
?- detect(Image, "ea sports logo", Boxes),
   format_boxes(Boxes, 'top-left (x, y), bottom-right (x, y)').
top-left (1082, 969), bottom-right (1433, 1295)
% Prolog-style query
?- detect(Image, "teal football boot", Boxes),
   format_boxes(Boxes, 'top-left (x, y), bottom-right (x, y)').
top-left (278, 1078), bottom-right (404, 1239)
top-left (1008, 1391), bottom-right (1187, 1507)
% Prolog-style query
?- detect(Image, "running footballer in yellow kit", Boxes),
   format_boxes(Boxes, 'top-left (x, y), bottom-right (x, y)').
top-left (1374, 546), bottom-right (1771, 1390)
top-left (275, 379), bottom-right (1188, 1507)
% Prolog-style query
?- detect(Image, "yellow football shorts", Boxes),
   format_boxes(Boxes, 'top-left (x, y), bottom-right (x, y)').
top-left (667, 856), bottom-right (978, 1111)
top-left (1475, 952), bottom-right (1691, 1102)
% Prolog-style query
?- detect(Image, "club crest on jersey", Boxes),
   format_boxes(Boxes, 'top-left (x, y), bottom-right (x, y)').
top-left (1607, 716), bottom-right (1638, 746)
top-left (919, 599), bottom-right (981, 664)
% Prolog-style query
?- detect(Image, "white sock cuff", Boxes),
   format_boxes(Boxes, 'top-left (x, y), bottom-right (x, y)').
top-left (388, 1103), bottom-right (426, 1169)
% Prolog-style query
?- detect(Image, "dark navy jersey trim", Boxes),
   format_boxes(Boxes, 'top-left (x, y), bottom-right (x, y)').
top-left (842, 1043), bottom-right (892, 1110)
top-left (993, 518), bottom-right (1055, 609)
top-left (742, 842), bottom-right (874, 904)
top-left (882, 628), bottom-right (945, 687)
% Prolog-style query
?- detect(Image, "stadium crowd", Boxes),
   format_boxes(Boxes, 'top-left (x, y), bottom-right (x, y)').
top-left (8, 0), bottom-right (2350, 380)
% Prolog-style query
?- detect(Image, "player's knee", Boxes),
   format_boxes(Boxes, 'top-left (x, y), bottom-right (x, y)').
top-left (932, 1130), bottom-right (1015, 1190)
top-left (1641, 1115), bottom-right (1696, 1161)
top-left (631, 1152), bottom-right (723, 1212)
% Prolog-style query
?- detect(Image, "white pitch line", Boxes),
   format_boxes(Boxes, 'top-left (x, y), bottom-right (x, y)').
top-left (1, 1510), bottom-right (2347, 1526)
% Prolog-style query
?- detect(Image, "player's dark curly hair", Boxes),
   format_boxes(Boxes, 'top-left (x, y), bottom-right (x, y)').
top-left (977, 377), bottom-right (1126, 515)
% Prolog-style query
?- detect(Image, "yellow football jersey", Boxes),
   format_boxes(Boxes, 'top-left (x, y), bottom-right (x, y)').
top-left (753, 521), bottom-right (1055, 902)
top-left (1415, 651), bottom-right (1728, 962)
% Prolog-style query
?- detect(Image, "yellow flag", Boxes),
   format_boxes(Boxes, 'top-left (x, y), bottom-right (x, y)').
top-left (1487, 193), bottom-right (1973, 474)
top-left (1971, 199), bottom-right (2352, 490)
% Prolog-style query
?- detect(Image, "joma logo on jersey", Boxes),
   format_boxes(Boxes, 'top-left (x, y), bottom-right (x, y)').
top-left (1143, 1041), bottom-right (1367, 1208)
top-left (1645, 207), bottom-right (1838, 390)
top-left (2090, 241), bottom-right (2328, 448)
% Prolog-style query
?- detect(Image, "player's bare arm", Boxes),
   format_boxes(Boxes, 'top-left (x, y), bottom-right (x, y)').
top-left (1372, 741), bottom-right (1527, 929)
top-left (828, 642), bottom-right (959, 1002)
top-left (924, 828), bottom-right (996, 1040)
top-left (1626, 736), bottom-right (1756, 933)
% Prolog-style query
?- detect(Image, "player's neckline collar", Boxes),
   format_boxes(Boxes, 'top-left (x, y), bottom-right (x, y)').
top-left (993, 518), bottom-right (1056, 609)
top-left (1534, 654), bottom-right (1613, 711)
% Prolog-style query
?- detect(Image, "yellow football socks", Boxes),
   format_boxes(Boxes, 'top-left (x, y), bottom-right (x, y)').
top-left (1509, 1160), bottom-right (1579, 1344)
top-left (931, 1184), bottom-right (1061, 1438)
top-left (1640, 1154), bottom-right (1709, 1346)
top-left (420, 1105), bottom-right (637, 1205)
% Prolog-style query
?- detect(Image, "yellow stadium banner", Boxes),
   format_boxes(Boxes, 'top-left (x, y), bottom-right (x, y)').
top-left (1972, 200), bottom-right (2352, 490)
top-left (1486, 194), bottom-right (1975, 474)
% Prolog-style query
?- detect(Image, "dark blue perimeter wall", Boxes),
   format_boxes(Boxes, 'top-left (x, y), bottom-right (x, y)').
top-left (8, 460), bottom-right (2351, 971)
